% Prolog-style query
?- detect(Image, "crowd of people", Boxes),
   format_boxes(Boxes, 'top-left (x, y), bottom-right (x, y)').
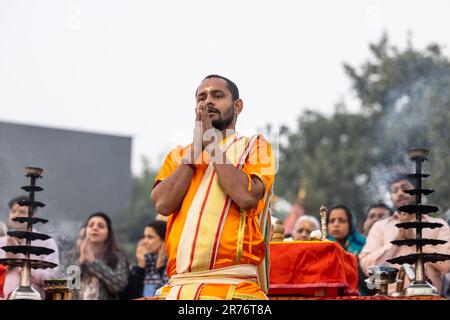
top-left (281, 175), bottom-right (450, 297)
top-left (1, 174), bottom-right (449, 300)
top-left (0, 196), bottom-right (168, 300)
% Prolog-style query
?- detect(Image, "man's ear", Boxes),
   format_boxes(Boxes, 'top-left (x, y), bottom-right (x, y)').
top-left (234, 99), bottom-right (243, 116)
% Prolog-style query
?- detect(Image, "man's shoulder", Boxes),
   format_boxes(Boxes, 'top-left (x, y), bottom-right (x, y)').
top-left (32, 230), bottom-right (58, 249)
top-left (425, 215), bottom-right (447, 223)
top-left (45, 236), bottom-right (59, 249)
top-left (245, 133), bottom-right (273, 156)
top-left (247, 133), bottom-right (270, 146)
top-left (372, 216), bottom-right (396, 229)
top-left (425, 215), bottom-right (450, 229)
top-left (167, 144), bottom-right (192, 155)
top-left (244, 134), bottom-right (275, 177)
top-left (161, 144), bottom-right (192, 166)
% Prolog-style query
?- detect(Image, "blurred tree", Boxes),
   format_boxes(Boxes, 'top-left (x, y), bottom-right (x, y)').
top-left (344, 32), bottom-right (450, 214)
top-left (117, 157), bottom-right (158, 259)
top-left (275, 109), bottom-right (373, 223)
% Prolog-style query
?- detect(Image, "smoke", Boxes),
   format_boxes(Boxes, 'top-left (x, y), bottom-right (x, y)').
top-left (365, 62), bottom-right (450, 213)
top-left (39, 216), bottom-right (82, 277)
top-left (367, 166), bottom-right (395, 207)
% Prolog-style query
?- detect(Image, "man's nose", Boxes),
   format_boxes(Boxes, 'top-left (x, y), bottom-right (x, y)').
top-left (204, 95), bottom-right (214, 105)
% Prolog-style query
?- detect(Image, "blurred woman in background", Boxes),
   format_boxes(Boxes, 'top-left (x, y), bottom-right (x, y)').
top-left (327, 205), bottom-right (373, 295)
top-left (121, 220), bottom-right (168, 299)
top-left (327, 205), bottom-right (365, 254)
top-left (72, 212), bottom-right (129, 300)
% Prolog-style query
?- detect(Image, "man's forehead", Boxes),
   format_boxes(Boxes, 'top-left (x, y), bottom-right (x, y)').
top-left (392, 179), bottom-right (413, 188)
top-left (197, 78), bottom-right (229, 94)
top-left (370, 207), bottom-right (388, 214)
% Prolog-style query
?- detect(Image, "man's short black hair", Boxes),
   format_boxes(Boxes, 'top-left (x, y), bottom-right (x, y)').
top-left (388, 173), bottom-right (416, 189)
top-left (366, 203), bottom-right (393, 216)
top-left (8, 195), bottom-right (29, 209)
top-left (198, 74), bottom-right (240, 101)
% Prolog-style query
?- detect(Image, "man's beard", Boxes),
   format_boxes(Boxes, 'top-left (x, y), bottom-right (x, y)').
top-left (211, 106), bottom-right (234, 131)
top-left (395, 196), bottom-right (414, 209)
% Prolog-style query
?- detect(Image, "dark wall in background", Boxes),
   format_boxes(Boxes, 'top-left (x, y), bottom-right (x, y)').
top-left (0, 121), bottom-right (132, 238)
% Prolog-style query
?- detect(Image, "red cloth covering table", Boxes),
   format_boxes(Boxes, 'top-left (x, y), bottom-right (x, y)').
top-left (268, 241), bottom-right (359, 297)
top-left (0, 265), bottom-right (6, 298)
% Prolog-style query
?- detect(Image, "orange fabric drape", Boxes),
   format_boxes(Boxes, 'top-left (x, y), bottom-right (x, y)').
top-left (269, 241), bottom-right (359, 296)
top-left (0, 265), bottom-right (6, 298)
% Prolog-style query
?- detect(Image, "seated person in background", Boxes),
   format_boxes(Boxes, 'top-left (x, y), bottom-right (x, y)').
top-left (0, 196), bottom-right (59, 299)
top-left (67, 212), bottom-right (129, 300)
top-left (327, 205), bottom-right (369, 296)
top-left (362, 203), bottom-right (392, 236)
top-left (0, 220), bottom-right (7, 237)
top-left (292, 215), bottom-right (320, 241)
top-left (327, 205), bottom-right (366, 255)
top-left (269, 215), bottom-right (279, 241)
top-left (444, 209), bottom-right (450, 298)
top-left (359, 175), bottom-right (450, 295)
top-left (121, 220), bottom-right (168, 299)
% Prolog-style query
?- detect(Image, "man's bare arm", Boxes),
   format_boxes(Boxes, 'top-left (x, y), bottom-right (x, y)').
top-left (151, 162), bottom-right (194, 216)
top-left (211, 147), bottom-right (265, 211)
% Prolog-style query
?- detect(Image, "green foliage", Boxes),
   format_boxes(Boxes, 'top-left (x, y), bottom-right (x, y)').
top-left (275, 110), bottom-right (374, 222)
top-left (344, 33), bottom-right (450, 212)
top-left (117, 157), bottom-right (158, 260)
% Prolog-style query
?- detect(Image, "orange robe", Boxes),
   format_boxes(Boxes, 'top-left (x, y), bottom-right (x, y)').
top-left (154, 133), bottom-right (275, 300)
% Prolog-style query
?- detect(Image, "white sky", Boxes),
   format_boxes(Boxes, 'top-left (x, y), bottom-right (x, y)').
top-left (1, 0), bottom-right (450, 174)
